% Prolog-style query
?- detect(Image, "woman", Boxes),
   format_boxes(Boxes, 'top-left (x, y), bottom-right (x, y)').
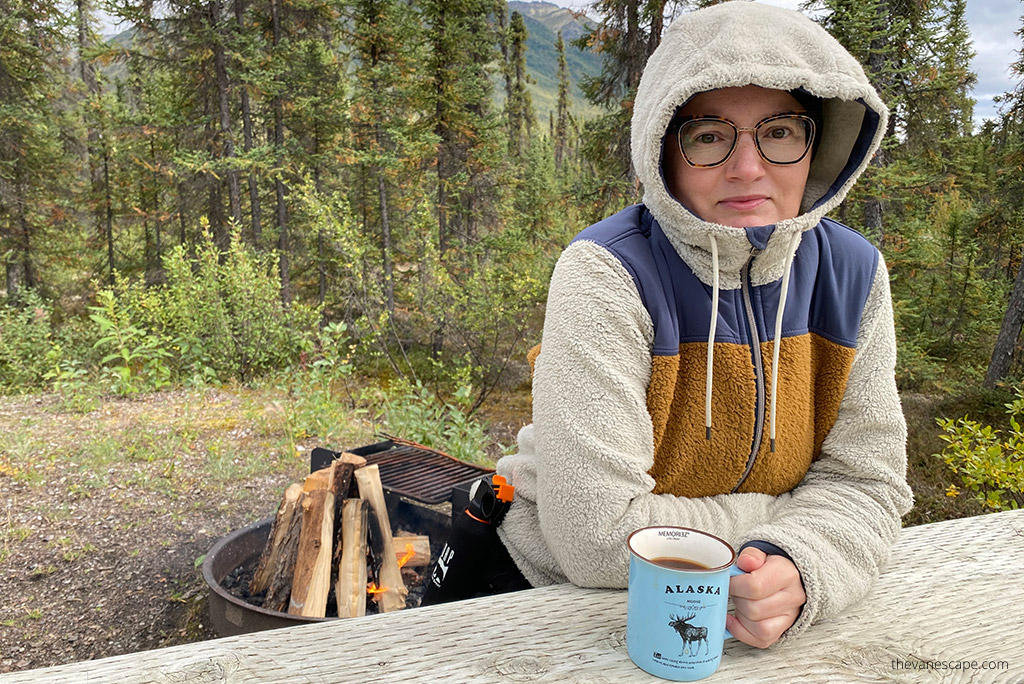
top-left (476, 1), bottom-right (912, 648)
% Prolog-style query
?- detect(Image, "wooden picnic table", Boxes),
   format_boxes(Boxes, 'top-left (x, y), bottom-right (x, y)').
top-left (3, 509), bottom-right (1022, 683)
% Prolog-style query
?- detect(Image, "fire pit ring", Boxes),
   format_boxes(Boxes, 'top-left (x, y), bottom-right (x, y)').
top-left (202, 516), bottom-right (330, 636)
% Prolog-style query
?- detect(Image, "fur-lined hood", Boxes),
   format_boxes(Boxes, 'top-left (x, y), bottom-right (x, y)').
top-left (631, 1), bottom-right (888, 288)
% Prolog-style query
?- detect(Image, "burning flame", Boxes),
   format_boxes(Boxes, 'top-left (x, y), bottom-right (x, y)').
top-left (366, 543), bottom-right (417, 595)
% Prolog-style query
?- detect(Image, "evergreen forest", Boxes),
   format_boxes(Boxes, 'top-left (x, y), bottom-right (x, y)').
top-left (2, 0), bottom-right (1024, 515)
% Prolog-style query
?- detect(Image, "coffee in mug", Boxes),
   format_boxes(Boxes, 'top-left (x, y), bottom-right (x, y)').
top-left (651, 557), bottom-right (710, 571)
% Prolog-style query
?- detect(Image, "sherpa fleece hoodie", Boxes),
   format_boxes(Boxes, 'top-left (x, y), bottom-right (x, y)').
top-left (495, 0), bottom-right (913, 641)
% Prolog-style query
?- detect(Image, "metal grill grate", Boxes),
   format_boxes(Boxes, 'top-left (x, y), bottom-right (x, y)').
top-left (311, 440), bottom-right (493, 505)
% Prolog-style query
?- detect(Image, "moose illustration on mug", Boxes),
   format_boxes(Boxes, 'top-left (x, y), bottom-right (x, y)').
top-left (669, 614), bottom-right (710, 656)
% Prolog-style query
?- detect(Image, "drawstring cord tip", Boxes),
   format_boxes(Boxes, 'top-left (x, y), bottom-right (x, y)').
top-left (770, 438), bottom-right (776, 453)
top-left (706, 426), bottom-right (712, 441)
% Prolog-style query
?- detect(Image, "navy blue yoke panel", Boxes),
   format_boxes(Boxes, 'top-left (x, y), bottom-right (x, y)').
top-left (570, 206), bottom-right (878, 355)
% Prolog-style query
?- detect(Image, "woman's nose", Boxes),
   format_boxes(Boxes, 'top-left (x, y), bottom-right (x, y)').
top-left (725, 132), bottom-right (767, 181)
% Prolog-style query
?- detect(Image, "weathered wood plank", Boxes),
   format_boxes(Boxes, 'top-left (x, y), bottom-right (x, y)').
top-left (2, 510), bottom-right (1022, 684)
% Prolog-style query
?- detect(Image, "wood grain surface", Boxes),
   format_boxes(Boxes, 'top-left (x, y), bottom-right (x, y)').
top-left (2, 510), bottom-right (1022, 683)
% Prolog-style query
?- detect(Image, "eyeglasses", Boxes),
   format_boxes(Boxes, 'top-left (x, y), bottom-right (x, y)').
top-left (674, 114), bottom-right (816, 168)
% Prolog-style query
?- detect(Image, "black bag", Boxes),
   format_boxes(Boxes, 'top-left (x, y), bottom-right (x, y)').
top-left (420, 475), bottom-right (529, 605)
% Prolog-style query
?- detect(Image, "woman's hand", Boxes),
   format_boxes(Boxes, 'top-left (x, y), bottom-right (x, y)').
top-left (726, 546), bottom-right (806, 648)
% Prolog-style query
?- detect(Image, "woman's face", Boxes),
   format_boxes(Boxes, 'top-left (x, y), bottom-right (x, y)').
top-left (663, 85), bottom-right (812, 228)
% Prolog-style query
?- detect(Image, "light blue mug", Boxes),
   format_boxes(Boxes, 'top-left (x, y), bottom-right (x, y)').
top-left (626, 526), bottom-right (745, 681)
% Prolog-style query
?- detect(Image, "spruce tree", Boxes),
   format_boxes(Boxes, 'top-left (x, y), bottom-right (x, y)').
top-left (421, 0), bottom-right (504, 254)
top-left (812, 0), bottom-right (914, 246)
top-left (0, 0), bottom-right (71, 297)
top-left (344, 0), bottom-right (425, 315)
top-left (505, 11), bottom-right (535, 159)
top-left (554, 30), bottom-right (572, 170)
top-left (574, 0), bottom-right (668, 204)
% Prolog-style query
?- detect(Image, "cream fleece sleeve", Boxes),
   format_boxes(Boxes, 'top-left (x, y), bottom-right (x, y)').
top-left (503, 239), bottom-right (785, 588)
top-left (742, 255), bottom-right (913, 640)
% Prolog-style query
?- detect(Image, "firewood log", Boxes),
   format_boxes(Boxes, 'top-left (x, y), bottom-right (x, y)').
top-left (355, 465), bottom-right (407, 612)
top-left (328, 457), bottom-right (361, 571)
top-left (391, 534), bottom-right (431, 568)
top-left (336, 498), bottom-right (369, 618)
top-left (287, 488), bottom-right (335, 617)
top-left (250, 483), bottom-right (303, 595)
top-left (303, 467), bottom-right (331, 492)
top-left (260, 497), bottom-right (304, 612)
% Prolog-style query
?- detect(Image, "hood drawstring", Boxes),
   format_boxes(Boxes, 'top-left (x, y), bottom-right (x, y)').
top-left (705, 235), bottom-right (720, 441)
top-left (703, 231), bottom-right (801, 453)
top-left (769, 231), bottom-right (802, 452)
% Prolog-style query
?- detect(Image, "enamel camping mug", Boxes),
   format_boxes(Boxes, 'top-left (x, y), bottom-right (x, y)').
top-left (626, 526), bottom-right (744, 681)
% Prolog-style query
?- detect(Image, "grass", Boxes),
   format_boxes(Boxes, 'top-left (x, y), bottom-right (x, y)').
top-left (46, 536), bottom-right (96, 563)
top-left (204, 438), bottom-right (277, 483)
top-left (29, 565), bottom-right (57, 579)
top-left (0, 609), bottom-right (44, 628)
top-left (0, 433), bottom-right (49, 487)
top-left (0, 388), bottom-right (310, 531)
top-left (0, 515), bottom-right (30, 566)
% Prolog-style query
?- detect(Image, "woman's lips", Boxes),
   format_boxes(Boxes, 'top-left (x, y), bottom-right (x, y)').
top-left (718, 196), bottom-right (769, 211)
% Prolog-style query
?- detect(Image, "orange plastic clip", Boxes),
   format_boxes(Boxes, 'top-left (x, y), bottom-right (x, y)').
top-left (492, 474), bottom-right (515, 502)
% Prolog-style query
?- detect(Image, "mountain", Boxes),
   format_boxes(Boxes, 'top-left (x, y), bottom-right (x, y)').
top-left (510, 0), bottom-right (593, 42)
top-left (508, 1), bottom-right (604, 122)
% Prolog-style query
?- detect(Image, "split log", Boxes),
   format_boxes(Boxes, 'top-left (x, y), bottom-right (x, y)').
top-left (330, 452), bottom-right (367, 490)
top-left (355, 464), bottom-right (407, 612)
top-left (303, 467), bottom-right (332, 492)
top-left (287, 488), bottom-right (336, 617)
top-left (260, 495), bottom-right (305, 612)
top-left (335, 498), bottom-right (369, 618)
top-left (250, 483), bottom-right (303, 595)
top-left (328, 454), bottom-right (365, 571)
top-left (391, 534), bottom-right (430, 568)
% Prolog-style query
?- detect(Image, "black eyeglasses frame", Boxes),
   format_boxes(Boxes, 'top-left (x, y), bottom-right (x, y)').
top-left (672, 113), bottom-right (817, 169)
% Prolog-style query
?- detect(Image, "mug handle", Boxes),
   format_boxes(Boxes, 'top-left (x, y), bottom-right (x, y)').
top-left (723, 564), bottom-right (748, 640)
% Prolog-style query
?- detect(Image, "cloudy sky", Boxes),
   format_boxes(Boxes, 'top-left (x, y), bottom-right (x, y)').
top-left (964, 0), bottom-right (1020, 121)
top-left (549, 0), bottom-right (1021, 125)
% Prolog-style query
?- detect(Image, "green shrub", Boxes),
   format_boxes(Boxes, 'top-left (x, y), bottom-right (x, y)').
top-left (89, 289), bottom-right (173, 396)
top-left (935, 386), bottom-right (1024, 511)
top-left (368, 377), bottom-right (502, 466)
top-left (0, 291), bottom-right (55, 391)
top-left (272, 321), bottom-right (361, 449)
top-left (125, 226), bottom-right (321, 383)
top-left (42, 344), bottom-right (99, 412)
